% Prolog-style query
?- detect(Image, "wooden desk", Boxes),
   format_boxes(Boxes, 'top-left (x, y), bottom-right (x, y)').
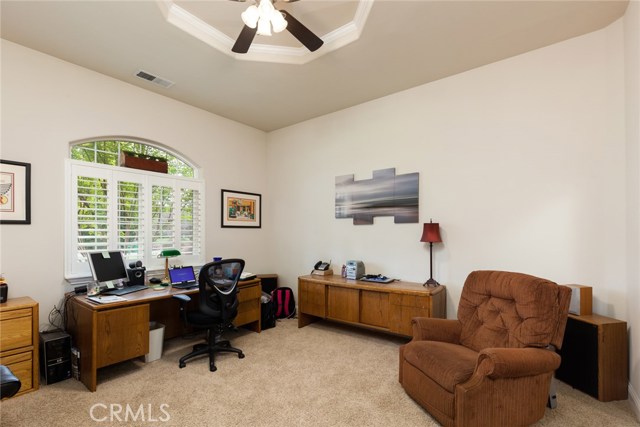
top-left (0, 297), bottom-right (39, 398)
top-left (298, 275), bottom-right (446, 337)
top-left (66, 279), bottom-right (260, 392)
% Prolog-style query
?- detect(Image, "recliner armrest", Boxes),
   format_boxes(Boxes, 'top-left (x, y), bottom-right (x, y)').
top-left (476, 347), bottom-right (561, 379)
top-left (410, 318), bottom-right (461, 344)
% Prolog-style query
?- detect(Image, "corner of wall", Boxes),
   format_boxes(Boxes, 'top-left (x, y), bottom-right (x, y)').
top-left (629, 383), bottom-right (640, 422)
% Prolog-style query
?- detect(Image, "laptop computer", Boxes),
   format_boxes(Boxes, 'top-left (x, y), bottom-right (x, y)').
top-left (169, 266), bottom-right (198, 289)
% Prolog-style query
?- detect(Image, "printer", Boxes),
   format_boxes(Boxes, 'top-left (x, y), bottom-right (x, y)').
top-left (345, 260), bottom-right (365, 280)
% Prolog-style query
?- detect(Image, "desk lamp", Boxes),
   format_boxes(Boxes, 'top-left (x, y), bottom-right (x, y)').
top-left (420, 220), bottom-right (442, 287)
top-left (158, 249), bottom-right (181, 284)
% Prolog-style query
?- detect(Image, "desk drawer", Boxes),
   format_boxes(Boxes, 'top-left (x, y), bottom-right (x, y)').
top-left (0, 314), bottom-right (33, 351)
top-left (96, 305), bottom-right (149, 368)
top-left (235, 283), bottom-right (260, 328)
top-left (237, 284), bottom-right (261, 303)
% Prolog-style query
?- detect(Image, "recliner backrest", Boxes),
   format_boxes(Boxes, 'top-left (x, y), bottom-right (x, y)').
top-left (198, 259), bottom-right (245, 322)
top-left (457, 270), bottom-right (571, 352)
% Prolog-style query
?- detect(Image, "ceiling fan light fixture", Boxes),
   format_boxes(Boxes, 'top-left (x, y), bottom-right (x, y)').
top-left (242, 0), bottom-right (287, 36)
top-left (241, 5), bottom-right (260, 28)
top-left (257, 15), bottom-right (272, 36)
top-left (271, 11), bottom-right (288, 33)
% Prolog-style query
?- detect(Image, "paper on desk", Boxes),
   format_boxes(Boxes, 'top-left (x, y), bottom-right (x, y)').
top-left (87, 295), bottom-right (127, 304)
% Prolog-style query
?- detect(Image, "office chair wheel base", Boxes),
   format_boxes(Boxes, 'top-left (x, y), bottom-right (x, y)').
top-left (238, 352), bottom-right (245, 359)
top-left (179, 362), bottom-right (186, 369)
top-left (209, 363), bottom-right (217, 372)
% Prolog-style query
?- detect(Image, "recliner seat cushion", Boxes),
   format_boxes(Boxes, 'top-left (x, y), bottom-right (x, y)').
top-left (403, 341), bottom-right (478, 393)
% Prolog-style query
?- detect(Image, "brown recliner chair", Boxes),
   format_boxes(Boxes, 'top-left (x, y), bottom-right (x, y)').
top-left (399, 270), bottom-right (571, 427)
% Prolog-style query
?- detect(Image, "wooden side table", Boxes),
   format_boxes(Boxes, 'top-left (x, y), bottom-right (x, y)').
top-left (556, 313), bottom-right (628, 401)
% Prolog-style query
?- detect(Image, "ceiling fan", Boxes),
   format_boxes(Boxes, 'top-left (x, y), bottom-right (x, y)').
top-left (231, 0), bottom-right (324, 54)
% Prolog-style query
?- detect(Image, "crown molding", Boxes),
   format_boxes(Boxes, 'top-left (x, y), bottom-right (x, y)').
top-left (157, 0), bottom-right (374, 65)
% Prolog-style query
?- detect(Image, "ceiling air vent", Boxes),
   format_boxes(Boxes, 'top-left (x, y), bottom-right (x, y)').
top-left (135, 70), bottom-right (174, 88)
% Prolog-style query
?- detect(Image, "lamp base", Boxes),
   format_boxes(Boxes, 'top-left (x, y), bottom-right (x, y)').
top-left (423, 278), bottom-right (440, 288)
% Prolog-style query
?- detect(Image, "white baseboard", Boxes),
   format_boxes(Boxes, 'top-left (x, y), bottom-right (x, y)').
top-left (630, 382), bottom-right (640, 422)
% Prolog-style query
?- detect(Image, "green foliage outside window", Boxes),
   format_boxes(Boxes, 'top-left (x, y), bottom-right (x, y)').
top-left (71, 140), bottom-right (194, 177)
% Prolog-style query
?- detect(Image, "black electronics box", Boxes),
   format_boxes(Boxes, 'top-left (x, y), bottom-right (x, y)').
top-left (127, 267), bottom-right (146, 286)
top-left (39, 331), bottom-right (72, 385)
top-left (257, 274), bottom-right (278, 295)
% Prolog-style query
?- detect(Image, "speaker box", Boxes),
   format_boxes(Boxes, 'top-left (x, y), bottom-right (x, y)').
top-left (257, 274), bottom-right (278, 294)
top-left (39, 331), bottom-right (72, 385)
top-left (127, 267), bottom-right (146, 286)
top-left (568, 285), bottom-right (592, 316)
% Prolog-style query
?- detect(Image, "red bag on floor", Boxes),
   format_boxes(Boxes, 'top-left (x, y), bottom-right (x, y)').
top-left (271, 287), bottom-right (296, 319)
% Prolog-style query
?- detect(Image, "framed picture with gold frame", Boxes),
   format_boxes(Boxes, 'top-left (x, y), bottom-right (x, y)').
top-left (221, 189), bottom-right (261, 228)
top-left (0, 160), bottom-right (31, 225)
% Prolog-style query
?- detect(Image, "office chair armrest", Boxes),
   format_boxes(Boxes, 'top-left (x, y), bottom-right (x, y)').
top-left (475, 347), bottom-right (561, 379)
top-left (173, 294), bottom-right (191, 303)
top-left (410, 317), bottom-right (461, 344)
top-left (0, 364), bottom-right (22, 399)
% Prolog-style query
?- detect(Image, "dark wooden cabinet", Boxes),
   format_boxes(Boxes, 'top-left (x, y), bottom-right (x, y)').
top-left (556, 314), bottom-right (628, 401)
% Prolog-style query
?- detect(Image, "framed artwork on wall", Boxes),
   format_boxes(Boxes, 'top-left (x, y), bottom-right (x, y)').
top-left (0, 160), bottom-right (31, 225)
top-left (221, 189), bottom-right (261, 228)
top-left (335, 167), bottom-right (419, 225)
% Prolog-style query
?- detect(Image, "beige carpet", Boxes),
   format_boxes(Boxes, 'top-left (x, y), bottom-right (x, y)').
top-left (0, 319), bottom-right (637, 427)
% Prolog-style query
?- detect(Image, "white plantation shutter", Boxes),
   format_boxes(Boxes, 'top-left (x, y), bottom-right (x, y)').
top-left (117, 177), bottom-right (145, 260)
top-left (179, 186), bottom-right (202, 256)
top-left (76, 176), bottom-right (109, 256)
top-left (151, 183), bottom-right (176, 257)
top-left (66, 161), bottom-right (204, 279)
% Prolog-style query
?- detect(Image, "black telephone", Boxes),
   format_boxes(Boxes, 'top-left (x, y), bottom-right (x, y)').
top-left (314, 260), bottom-right (330, 271)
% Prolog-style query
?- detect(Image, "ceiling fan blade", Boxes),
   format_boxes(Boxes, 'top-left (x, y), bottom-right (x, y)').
top-left (232, 25), bottom-right (257, 54)
top-left (281, 10), bottom-right (323, 52)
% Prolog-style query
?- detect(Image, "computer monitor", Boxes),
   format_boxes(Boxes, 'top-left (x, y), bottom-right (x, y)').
top-left (87, 251), bottom-right (129, 285)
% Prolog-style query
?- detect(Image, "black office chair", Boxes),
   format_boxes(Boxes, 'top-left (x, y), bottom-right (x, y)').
top-left (0, 365), bottom-right (21, 399)
top-left (173, 259), bottom-right (245, 372)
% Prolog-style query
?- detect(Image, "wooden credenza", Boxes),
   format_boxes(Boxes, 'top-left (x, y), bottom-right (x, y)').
top-left (298, 275), bottom-right (446, 337)
top-left (0, 296), bottom-right (39, 398)
top-left (556, 313), bottom-right (628, 401)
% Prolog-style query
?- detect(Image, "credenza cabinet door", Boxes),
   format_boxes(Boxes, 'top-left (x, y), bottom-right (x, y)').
top-left (299, 279), bottom-right (326, 318)
top-left (359, 291), bottom-right (389, 328)
top-left (327, 287), bottom-right (359, 323)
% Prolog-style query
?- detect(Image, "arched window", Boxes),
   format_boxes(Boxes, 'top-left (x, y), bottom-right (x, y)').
top-left (66, 138), bottom-right (204, 280)
top-left (70, 139), bottom-right (195, 177)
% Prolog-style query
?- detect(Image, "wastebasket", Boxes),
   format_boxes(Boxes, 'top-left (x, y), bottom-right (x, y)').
top-left (145, 321), bottom-right (165, 363)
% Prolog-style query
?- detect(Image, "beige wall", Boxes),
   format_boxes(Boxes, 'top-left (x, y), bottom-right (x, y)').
top-left (625, 0), bottom-right (640, 417)
top-left (267, 15), bottom-right (637, 408)
top-left (268, 19), bottom-right (627, 319)
top-left (0, 40), bottom-right (269, 326)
